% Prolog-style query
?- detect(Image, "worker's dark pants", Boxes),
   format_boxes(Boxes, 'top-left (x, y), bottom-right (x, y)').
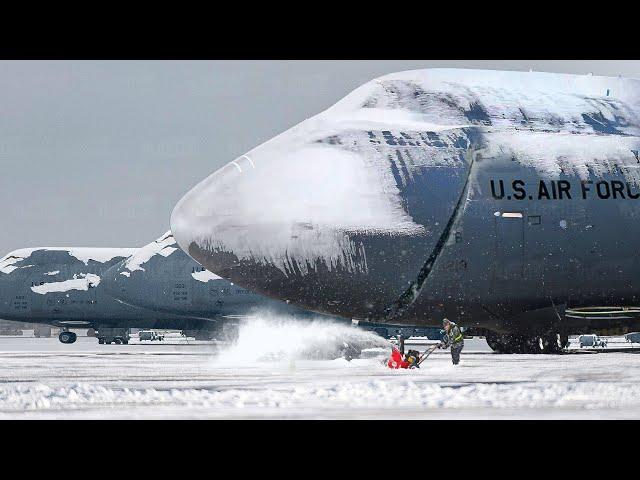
top-left (451, 342), bottom-right (464, 365)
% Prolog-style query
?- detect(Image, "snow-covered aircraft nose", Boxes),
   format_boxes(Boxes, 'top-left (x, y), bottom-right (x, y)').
top-left (171, 72), bottom-right (477, 321)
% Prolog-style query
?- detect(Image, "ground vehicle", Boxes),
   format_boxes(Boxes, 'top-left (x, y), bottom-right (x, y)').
top-left (138, 330), bottom-right (164, 341)
top-left (0, 327), bottom-right (22, 336)
top-left (97, 327), bottom-right (130, 345)
top-left (625, 332), bottom-right (640, 343)
top-left (33, 325), bottom-right (52, 338)
top-left (579, 334), bottom-right (607, 348)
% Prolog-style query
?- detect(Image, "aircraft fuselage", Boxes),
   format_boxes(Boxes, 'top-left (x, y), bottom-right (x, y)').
top-left (171, 68), bottom-right (640, 339)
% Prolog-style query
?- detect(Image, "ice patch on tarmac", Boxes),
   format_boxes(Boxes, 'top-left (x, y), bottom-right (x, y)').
top-left (213, 314), bottom-right (390, 365)
top-left (3, 381), bottom-right (640, 415)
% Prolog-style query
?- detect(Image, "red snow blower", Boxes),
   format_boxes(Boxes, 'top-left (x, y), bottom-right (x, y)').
top-left (386, 336), bottom-right (439, 369)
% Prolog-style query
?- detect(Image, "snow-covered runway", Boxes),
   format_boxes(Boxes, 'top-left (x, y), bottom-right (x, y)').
top-left (1, 335), bottom-right (640, 419)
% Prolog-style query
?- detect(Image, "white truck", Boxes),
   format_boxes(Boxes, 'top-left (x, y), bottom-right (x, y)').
top-left (578, 334), bottom-right (607, 348)
top-left (625, 332), bottom-right (640, 343)
top-left (138, 330), bottom-right (165, 342)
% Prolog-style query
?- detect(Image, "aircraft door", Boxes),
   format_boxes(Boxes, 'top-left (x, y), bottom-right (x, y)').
top-left (84, 282), bottom-right (98, 319)
top-left (493, 211), bottom-right (525, 281)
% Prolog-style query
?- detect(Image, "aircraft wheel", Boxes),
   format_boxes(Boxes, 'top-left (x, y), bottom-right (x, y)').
top-left (114, 338), bottom-right (122, 345)
top-left (542, 333), bottom-right (565, 354)
top-left (485, 332), bottom-right (501, 352)
top-left (523, 336), bottom-right (545, 354)
top-left (518, 334), bottom-right (564, 354)
top-left (516, 335), bottom-right (554, 354)
top-left (485, 332), bottom-right (512, 353)
top-left (525, 333), bottom-right (565, 354)
top-left (502, 335), bottom-right (529, 354)
top-left (59, 331), bottom-right (77, 344)
top-left (486, 332), bottom-right (524, 353)
top-left (98, 338), bottom-right (104, 344)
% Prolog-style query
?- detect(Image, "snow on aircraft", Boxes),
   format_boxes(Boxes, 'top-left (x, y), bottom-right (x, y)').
top-left (171, 68), bottom-right (640, 354)
top-left (102, 231), bottom-right (442, 341)
top-left (102, 231), bottom-right (328, 339)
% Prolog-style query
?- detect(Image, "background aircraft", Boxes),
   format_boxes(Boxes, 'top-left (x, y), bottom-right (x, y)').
top-left (0, 246), bottom-right (249, 343)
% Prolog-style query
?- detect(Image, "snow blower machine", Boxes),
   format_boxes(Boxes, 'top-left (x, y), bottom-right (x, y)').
top-left (386, 335), bottom-right (438, 369)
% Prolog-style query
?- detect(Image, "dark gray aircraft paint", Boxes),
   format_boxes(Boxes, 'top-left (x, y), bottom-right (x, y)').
top-left (0, 247), bottom-right (226, 339)
top-left (103, 232), bottom-right (324, 320)
top-left (171, 68), bottom-right (640, 354)
top-left (101, 232), bottom-right (441, 340)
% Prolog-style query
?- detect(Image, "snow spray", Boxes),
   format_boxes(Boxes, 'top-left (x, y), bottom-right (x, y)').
top-left (212, 311), bottom-right (390, 365)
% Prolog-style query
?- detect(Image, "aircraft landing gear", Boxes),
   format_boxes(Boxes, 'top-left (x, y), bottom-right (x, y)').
top-left (538, 333), bottom-right (569, 353)
top-left (522, 333), bottom-right (569, 354)
top-left (59, 330), bottom-right (77, 344)
top-left (486, 331), bottom-right (569, 354)
top-left (486, 332), bottom-right (519, 353)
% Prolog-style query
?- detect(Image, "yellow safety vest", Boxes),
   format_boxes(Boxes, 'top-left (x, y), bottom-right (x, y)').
top-left (452, 325), bottom-right (463, 343)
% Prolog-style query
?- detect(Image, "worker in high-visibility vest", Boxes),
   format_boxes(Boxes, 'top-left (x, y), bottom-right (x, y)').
top-left (438, 318), bottom-right (464, 365)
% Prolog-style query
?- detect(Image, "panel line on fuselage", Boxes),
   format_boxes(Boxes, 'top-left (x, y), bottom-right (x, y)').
top-left (381, 149), bottom-right (478, 322)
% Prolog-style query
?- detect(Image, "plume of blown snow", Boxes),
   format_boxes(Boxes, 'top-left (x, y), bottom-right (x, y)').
top-left (213, 312), bottom-right (390, 365)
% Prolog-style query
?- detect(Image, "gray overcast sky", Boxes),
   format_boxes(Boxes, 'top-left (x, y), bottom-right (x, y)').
top-left (1, 60), bottom-right (640, 254)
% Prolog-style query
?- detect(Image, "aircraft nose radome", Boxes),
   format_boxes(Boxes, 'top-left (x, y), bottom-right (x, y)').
top-left (170, 154), bottom-right (255, 277)
top-left (171, 113), bottom-right (474, 320)
top-left (172, 139), bottom-right (418, 274)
